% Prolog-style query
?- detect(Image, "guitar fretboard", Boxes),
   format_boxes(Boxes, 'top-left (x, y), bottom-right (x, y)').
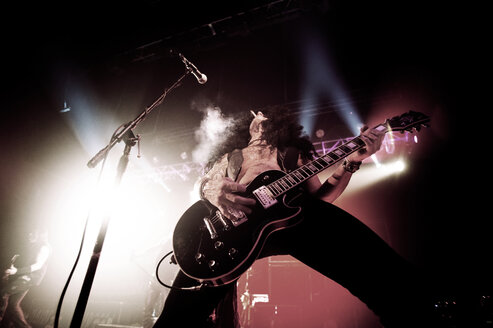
top-left (265, 123), bottom-right (387, 197)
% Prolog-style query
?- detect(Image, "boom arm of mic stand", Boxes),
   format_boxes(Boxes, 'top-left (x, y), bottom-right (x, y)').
top-left (86, 69), bottom-right (191, 168)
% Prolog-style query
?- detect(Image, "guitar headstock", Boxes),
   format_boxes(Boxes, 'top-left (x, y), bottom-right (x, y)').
top-left (386, 110), bottom-right (431, 133)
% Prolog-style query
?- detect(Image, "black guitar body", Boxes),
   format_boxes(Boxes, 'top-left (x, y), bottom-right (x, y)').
top-left (172, 170), bottom-right (302, 286)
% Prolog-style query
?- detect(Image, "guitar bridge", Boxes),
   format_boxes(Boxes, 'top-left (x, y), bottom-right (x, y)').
top-left (229, 212), bottom-right (248, 227)
top-left (253, 185), bottom-right (278, 209)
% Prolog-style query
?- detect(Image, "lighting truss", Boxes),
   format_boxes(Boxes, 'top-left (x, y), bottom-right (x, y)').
top-left (117, 0), bottom-right (322, 65)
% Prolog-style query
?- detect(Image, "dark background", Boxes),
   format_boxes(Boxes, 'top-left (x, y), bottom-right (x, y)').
top-left (1, 0), bottom-right (489, 326)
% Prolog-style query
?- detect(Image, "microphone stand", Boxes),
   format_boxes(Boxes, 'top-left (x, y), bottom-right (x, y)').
top-left (70, 69), bottom-right (192, 328)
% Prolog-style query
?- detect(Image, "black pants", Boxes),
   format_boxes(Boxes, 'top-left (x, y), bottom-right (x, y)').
top-left (155, 197), bottom-right (433, 327)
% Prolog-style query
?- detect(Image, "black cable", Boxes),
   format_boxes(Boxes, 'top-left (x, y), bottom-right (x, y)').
top-left (53, 217), bottom-right (88, 328)
top-left (155, 251), bottom-right (204, 291)
top-left (53, 125), bottom-right (123, 328)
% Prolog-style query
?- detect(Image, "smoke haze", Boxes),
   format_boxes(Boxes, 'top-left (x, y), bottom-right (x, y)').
top-left (192, 106), bottom-right (234, 163)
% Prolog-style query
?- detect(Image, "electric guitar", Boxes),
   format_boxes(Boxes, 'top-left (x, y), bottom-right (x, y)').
top-left (1, 254), bottom-right (19, 293)
top-left (172, 111), bottom-right (430, 287)
top-left (2, 255), bottom-right (19, 281)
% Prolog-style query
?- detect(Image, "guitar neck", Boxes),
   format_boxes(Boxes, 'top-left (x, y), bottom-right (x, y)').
top-left (266, 123), bottom-right (387, 197)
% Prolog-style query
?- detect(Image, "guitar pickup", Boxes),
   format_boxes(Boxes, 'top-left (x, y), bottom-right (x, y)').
top-left (253, 185), bottom-right (278, 209)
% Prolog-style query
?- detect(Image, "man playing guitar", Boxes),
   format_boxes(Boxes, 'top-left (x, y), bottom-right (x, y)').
top-left (155, 107), bottom-right (433, 327)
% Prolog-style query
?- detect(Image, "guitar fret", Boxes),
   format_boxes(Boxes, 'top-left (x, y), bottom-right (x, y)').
top-left (279, 179), bottom-right (289, 189)
top-left (351, 137), bottom-right (366, 147)
top-left (345, 140), bottom-right (361, 149)
top-left (267, 185), bottom-right (277, 195)
top-left (292, 173), bottom-right (302, 183)
top-left (333, 149), bottom-right (345, 157)
top-left (313, 159), bottom-right (325, 169)
top-left (270, 183), bottom-right (279, 194)
top-left (293, 171), bottom-right (304, 180)
top-left (320, 156), bottom-right (333, 165)
top-left (328, 153), bottom-right (340, 161)
top-left (307, 163), bottom-right (318, 172)
top-left (283, 177), bottom-right (294, 187)
top-left (300, 167), bottom-right (311, 177)
top-left (286, 175), bottom-right (297, 184)
top-left (339, 145), bottom-right (351, 153)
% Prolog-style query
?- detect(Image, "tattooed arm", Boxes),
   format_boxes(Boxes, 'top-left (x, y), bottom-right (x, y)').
top-left (199, 154), bottom-right (256, 221)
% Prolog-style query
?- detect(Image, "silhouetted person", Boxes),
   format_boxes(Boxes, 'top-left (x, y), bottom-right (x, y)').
top-left (1, 229), bottom-right (50, 328)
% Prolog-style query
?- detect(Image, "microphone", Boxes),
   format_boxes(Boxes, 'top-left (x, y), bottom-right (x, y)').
top-left (178, 53), bottom-right (208, 84)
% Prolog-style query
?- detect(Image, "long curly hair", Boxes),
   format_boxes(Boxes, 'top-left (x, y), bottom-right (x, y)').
top-left (205, 105), bottom-right (316, 170)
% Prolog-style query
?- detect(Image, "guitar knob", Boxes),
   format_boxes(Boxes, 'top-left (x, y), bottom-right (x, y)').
top-left (208, 260), bottom-right (218, 271)
top-left (214, 241), bottom-right (224, 250)
top-left (228, 248), bottom-right (238, 259)
top-left (195, 253), bottom-right (205, 264)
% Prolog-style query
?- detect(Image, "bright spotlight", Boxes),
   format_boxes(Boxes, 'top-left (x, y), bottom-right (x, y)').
top-left (342, 158), bottom-right (407, 194)
top-left (380, 159), bottom-right (406, 174)
top-left (371, 154), bottom-right (382, 168)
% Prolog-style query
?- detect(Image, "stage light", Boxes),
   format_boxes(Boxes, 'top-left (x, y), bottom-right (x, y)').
top-left (381, 159), bottom-right (406, 174)
top-left (371, 154), bottom-right (382, 168)
top-left (299, 32), bottom-right (362, 137)
top-left (338, 158), bottom-right (407, 195)
top-left (60, 100), bottom-right (71, 113)
top-left (26, 147), bottom-right (194, 318)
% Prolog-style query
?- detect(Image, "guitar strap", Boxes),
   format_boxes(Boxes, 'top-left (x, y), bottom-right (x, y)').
top-left (226, 147), bottom-right (300, 182)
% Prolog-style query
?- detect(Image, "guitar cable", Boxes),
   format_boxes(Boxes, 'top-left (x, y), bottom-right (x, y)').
top-left (54, 123), bottom-right (130, 328)
top-left (155, 250), bottom-right (205, 291)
